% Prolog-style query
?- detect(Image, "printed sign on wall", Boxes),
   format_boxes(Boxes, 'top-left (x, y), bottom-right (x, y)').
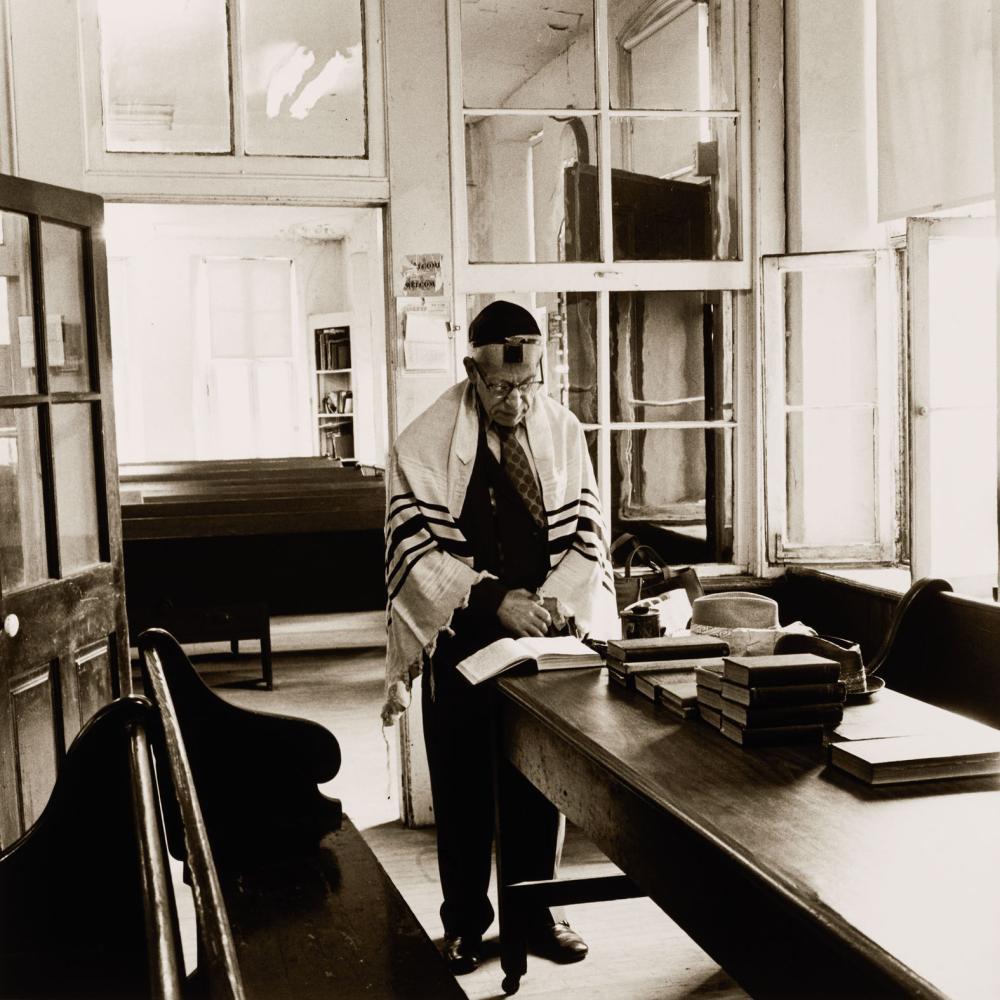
top-left (401, 253), bottom-right (443, 296)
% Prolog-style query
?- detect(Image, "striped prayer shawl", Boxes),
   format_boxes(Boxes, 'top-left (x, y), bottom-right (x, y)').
top-left (382, 381), bottom-right (619, 724)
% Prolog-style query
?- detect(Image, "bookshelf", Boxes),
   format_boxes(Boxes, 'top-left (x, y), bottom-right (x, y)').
top-left (311, 313), bottom-right (355, 463)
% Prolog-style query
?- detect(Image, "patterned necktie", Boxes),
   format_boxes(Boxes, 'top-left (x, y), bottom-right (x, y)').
top-left (495, 424), bottom-right (546, 530)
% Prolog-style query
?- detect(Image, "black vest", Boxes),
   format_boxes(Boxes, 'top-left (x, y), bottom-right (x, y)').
top-left (431, 421), bottom-right (548, 676)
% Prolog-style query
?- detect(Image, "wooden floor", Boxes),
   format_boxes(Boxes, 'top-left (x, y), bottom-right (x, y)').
top-left (172, 620), bottom-right (748, 1000)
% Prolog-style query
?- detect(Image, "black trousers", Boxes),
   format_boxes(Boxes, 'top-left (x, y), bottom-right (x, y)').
top-left (421, 664), bottom-right (563, 938)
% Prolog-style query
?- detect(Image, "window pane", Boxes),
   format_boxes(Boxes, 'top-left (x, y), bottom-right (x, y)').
top-left (256, 361), bottom-right (296, 457)
top-left (462, 0), bottom-right (595, 110)
top-left (0, 213), bottom-right (38, 396)
top-left (785, 409), bottom-right (876, 546)
top-left (611, 427), bottom-right (733, 563)
top-left (466, 115), bottom-right (599, 263)
top-left (242, 0), bottom-right (366, 157)
top-left (41, 223), bottom-right (91, 393)
top-left (52, 403), bottom-right (102, 572)
top-left (610, 117), bottom-right (739, 260)
top-left (211, 361), bottom-right (255, 458)
top-left (609, 0), bottom-right (736, 110)
top-left (98, 0), bottom-right (231, 153)
top-left (207, 259), bottom-right (293, 359)
top-left (783, 267), bottom-right (877, 408)
top-left (927, 236), bottom-right (997, 408)
top-left (926, 409), bottom-right (997, 597)
top-left (0, 407), bottom-right (48, 591)
top-left (466, 292), bottom-right (599, 425)
top-left (611, 290), bottom-right (732, 423)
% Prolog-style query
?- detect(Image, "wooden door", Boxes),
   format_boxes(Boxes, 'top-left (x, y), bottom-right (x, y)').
top-left (0, 173), bottom-right (127, 847)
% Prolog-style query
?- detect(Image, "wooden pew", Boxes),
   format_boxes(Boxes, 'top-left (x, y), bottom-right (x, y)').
top-left (122, 458), bottom-right (386, 687)
top-left (0, 696), bottom-right (240, 1000)
top-left (778, 572), bottom-right (1000, 729)
top-left (138, 628), bottom-right (465, 1000)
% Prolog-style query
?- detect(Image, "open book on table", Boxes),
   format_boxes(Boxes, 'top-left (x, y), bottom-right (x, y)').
top-left (457, 635), bottom-right (604, 685)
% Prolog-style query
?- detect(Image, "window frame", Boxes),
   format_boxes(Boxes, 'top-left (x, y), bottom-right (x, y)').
top-left (761, 250), bottom-right (899, 567)
top-left (446, 0), bottom-right (752, 568)
top-left (77, 0), bottom-right (386, 184)
top-left (906, 215), bottom-right (998, 594)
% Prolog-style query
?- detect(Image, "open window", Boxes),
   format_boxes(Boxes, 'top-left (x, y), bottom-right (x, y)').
top-left (762, 251), bottom-right (899, 566)
top-left (907, 217), bottom-right (997, 597)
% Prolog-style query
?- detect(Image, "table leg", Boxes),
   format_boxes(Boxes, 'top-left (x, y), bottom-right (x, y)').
top-left (492, 696), bottom-right (527, 995)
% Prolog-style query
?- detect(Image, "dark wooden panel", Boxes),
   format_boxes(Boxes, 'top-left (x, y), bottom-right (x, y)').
top-left (124, 529), bottom-right (386, 620)
top-left (75, 639), bottom-right (114, 730)
top-left (778, 572), bottom-right (1000, 728)
top-left (10, 663), bottom-right (58, 832)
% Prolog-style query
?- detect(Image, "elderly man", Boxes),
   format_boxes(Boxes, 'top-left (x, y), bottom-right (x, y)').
top-left (382, 300), bottom-right (618, 974)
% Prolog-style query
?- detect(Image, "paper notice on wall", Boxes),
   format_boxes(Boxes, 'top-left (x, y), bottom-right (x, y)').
top-left (403, 311), bottom-right (450, 371)
top-left (401, 254), bottom-right (443, 296)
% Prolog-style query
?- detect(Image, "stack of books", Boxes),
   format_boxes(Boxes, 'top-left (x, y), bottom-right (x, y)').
top-left (606, 636), bottom-right (730, 690)
top-left (694, 661), bottom-right (726, 729)
top-left (635, 665), bottom-right (712, 720)
top-left (719, 653), bottom-right (846, 747)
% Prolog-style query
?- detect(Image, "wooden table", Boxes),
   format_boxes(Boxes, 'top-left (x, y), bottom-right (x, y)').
top-left (492, 671), bottom-right (1000, 998)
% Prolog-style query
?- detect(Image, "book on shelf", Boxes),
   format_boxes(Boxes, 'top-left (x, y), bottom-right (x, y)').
top-left (607, 635), bottom-right (730, 664)
top-left (699, 705), bottom-right (723, 730)
top-left (694, 661), bottom-right (725, 692)
top-left (722, 653), bottom-right (840, 687)
top-left (722, 701), bottom-right (844, 728)
top-left (829, 731), bottom-right (1000, 784)
top-left (722, 680), bottom-right (847, 707)
top-left (456, 635), bottom-right (603, 686)
top-left (721, 721), bottom-right (826, 747)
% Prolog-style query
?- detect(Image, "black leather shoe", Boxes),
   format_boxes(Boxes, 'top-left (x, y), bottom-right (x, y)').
top-left (442, 934), bottom-right (482, 975)
top-left (528, 921), bottom-right (589, 963)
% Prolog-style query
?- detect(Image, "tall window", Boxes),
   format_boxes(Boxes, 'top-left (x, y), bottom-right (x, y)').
top-left (451, 0), bottom-right (750, 565)
top-left (763, 218), bottom-right (999, 600)
top-left (200, 258), bottom-right (301, 459)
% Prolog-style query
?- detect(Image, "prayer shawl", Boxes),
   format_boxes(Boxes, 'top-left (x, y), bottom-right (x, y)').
top-left (382, 382), bottom-right (619, 724)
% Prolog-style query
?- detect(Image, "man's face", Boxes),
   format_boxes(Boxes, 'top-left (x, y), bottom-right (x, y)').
top-left (464, 350), bottom-right (543, 428)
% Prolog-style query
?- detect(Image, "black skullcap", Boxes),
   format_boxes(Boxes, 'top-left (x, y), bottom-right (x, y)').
top-left (469, 300), bottom-right (542, 346)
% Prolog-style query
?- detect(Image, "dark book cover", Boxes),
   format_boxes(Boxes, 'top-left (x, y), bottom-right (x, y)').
top-left (721, 721), bottom-right (826, 747)
top-left (607, 635), bottom-right (730, 664)
top-left (722, 680), bottom-right (847, 706)
top-left (722, 700), bottom-right (844, 728)
top-left (656, 679), bottom-right (698, 709)
top-left (722, 653), bottom-right (840, 687)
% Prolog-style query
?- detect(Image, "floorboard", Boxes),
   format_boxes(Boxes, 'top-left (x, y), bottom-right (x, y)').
top-left (162, 621), bottom-right (749, 999)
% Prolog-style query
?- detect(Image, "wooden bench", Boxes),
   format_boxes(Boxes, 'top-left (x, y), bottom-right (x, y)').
top-left (121, 458), bottom-right (386, 687)
top-left (0, 696), bottom-right (240, 999)
top-left (777, 572), bottom-right (1000, 729)
top-left (138, 627), bottom-right (464, 1000)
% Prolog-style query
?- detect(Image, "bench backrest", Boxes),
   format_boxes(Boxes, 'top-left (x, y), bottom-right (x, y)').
top-left (138, 628), bottom-right (343, 875)
top-left (0, 698), bottom-right (183, 999)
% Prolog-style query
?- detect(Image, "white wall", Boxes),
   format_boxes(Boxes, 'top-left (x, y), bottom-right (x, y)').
top-left (785, 0), bottom-right (882, 252)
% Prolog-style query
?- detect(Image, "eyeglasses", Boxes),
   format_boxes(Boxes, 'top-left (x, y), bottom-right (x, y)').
top-left (472, 361), bottom-right (543, 400)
